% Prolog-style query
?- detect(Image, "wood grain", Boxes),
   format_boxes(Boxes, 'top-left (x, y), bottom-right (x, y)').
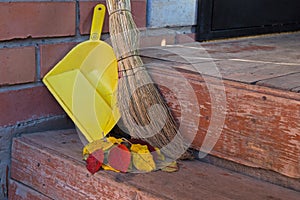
top-left (11, 130), bottom-right (300, 199)
top-left (146, 60), bottom-right (300, 178)
top-left (9, 179), bottom-right (51, 200)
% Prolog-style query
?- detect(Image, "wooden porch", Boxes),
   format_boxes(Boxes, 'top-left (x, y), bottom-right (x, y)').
top-left (142, 31), bottom-right (300, 180)
top-left (9, 32), bottom-right (300, 199)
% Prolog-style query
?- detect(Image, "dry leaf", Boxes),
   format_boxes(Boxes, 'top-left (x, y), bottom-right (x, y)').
top-left (83, 139), bottom-right (114, 157)
top-left (154, 147), bottom-right (165, 161)
top-left (129, 139), bottom-right (156, 152)
top-left (161, 161), bottom-right (179, 173)
top-left (107, 137), bottom-right (123, 144)
top-left (86, 149), bottom-right (104, 174)
top-left (102, 164), bottom-right (120, 172)
top-left (131, 144), bottom-right (156, 172)
top-left (108, 144), bottom-right (131, 172)
top-left (130, 139), bottom-right (158, 160)
top-left (130, 144), bottom-right (146, 153)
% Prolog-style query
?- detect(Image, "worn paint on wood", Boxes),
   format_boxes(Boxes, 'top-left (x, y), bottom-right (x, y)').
top-left (9, 179), bottom-right (51, 200)
top-left (9, 32), bottom-right (300, 198)
top-left (11, 131), bottom-right (160, 200)
top-left (146, 60), bottom-right (300, 178)
top-left (140, 38), bottom-right (300, 87)
top-left (138, 35), bottom-right (300, 178)
top-left (11, 130), bottom-right (300, 199)
top-left (257, 72), bottom-right (300, 91)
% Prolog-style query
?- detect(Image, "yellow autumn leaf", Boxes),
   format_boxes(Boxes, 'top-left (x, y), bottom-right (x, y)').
top-left (102, 164), bottom-right (120, 173)
top-left (130, 144), bottom-right (147, 153)
top-left (83, 139), bottom-right (114, 157)
top-left (131, 144), bottom-right (156, 172)
top-left (107, 137), bottom-right (123, 144)
top-left (161, 161), bottom-right (179, 173)
top-left (154, 147), bottom-right (165, 161)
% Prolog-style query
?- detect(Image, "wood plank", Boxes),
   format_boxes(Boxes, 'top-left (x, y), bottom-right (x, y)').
top-left (223, 63), bottom-right (300, 83)
top-left (184, 39), bottom-right (279, 59)
top-left (242, 51), bottom-right (300, 66)
top-left (141, 36), bottom-right (300, 85)
top-left (146, 62), bottom-right (300, 179)
top-left (11, 131), bottom-right (162, 200)
top-left (257, 72), bottom-right (300, 91)
top-left (140, 47), bottom-right (218, 64)
top-left (143, 53), bottom-right (300, 85)
top-left (245, 32), bottom-right (300, 49)
top-left (9, 179), bottom-right (51, 200)
top-left (292, 87), bottom-right (300, 93)
top-left (11, 130), bottom-right (300, 200)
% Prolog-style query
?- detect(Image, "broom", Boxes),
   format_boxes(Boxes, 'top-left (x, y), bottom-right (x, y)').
top-left (105, 0), bottom-right (193, 161)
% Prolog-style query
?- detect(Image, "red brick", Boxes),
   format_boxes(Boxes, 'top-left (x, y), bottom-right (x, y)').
top-left (9, 179), bottom-right (51, 200)
top-left (0, 85), bottom-right (64, 127)
top-left (40, 42), bottom-right (78, 77)
top-left (0, 2), bottom-right (76, 41)
top-left (0, 46), bottom-right (36, 86)
top-left (79, 0), bottom-right (146, 35)
top-left (131, 0), bottom-right (147, 27)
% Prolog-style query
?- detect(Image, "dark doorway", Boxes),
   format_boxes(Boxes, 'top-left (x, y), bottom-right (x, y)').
top-left (197, 0), bottom-right (300, 41)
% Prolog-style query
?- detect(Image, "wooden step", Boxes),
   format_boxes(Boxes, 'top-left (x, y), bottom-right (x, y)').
top-left (146, 56), bottom-right (300, 179)
top-left (10, 129), bottom-right (300, 200)
top-left (9, 180), bottom-right (51, 200)
top-left (138, 34), bottom-right (300, 180)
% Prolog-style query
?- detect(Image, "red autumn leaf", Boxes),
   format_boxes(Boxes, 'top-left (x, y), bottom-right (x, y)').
top-left (108, 144), bottom-right (131, 172)
top-left (86, 149), bottom-right (104, 174)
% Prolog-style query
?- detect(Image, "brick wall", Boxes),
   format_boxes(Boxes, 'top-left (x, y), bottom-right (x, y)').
top-left (0, 1), bottom-right (147, 199)
top-left (0, 0), bottom-right (198, 198)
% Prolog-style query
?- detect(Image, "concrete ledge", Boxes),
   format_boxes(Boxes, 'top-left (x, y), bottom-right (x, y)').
top-left (147, 0), bottom-right (197, 27)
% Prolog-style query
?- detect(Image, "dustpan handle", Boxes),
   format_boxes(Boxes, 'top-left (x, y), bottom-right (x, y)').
top-left (90, 4), bottom-right (106, 41)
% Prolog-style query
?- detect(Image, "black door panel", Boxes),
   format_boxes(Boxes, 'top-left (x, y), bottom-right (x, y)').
top-left (197, 0), bottom-right (300, 41)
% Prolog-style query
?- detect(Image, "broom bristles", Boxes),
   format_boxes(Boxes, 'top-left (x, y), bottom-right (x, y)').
top-left (106, 0), bottom-right (193, 160)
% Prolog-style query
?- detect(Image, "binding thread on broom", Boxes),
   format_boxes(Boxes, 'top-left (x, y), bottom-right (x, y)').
top-left (117, 53), bottom-right (140, 62)
top-left (110, 9), bottom-right (131, 15)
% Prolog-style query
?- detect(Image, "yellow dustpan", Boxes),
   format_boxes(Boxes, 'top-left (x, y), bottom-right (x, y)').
top-left (43, 4), bottom-right (120, 142)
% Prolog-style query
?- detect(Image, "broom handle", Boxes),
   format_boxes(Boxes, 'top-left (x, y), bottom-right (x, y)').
top-left (90, 4), bottom-right (106, 41)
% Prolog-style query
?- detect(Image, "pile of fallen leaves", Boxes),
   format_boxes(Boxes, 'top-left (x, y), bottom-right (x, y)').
top-left (83, 137), bottom-right (178, 174)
